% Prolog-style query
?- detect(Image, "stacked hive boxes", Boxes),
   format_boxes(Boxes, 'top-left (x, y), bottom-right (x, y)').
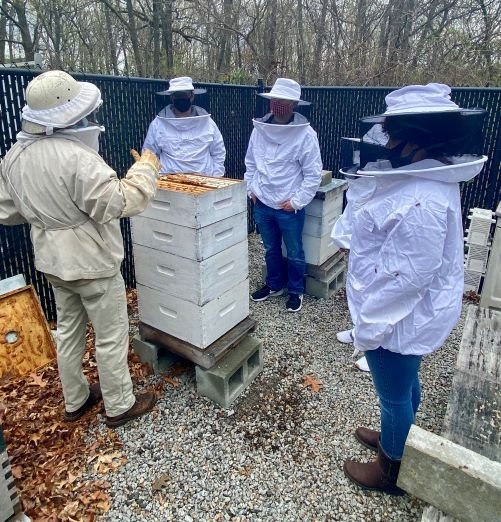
top-left (303, 177), bottom-right (348, 298)
top-left (303, 177), bottom-right (347, 266)
top-left (464, 207), bottom-right (496, 294)
top-left (131, 174), bottom-right (249, 349)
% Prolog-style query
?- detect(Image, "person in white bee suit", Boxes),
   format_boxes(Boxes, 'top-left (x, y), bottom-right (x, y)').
top-left (339, 83), bottom-right (488, 494)
top-left (142, 76), bottom-right (226, 176)
top-left (0, 70), bottom-right (162, 428)
top-left (331, 126), bottom-right (388, 372)
top-left (245, 78), bottom-right (323, 312)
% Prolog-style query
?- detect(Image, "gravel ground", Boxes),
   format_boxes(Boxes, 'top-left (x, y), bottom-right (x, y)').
top-left (94, 233), bottom-right (463, 521)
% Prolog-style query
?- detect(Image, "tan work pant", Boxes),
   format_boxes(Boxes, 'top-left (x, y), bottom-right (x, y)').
top-left (46, 272), bottom-right (135, 417)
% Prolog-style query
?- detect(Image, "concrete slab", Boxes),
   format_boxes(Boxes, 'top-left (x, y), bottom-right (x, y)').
top-left (398, 425), bottom-right (501, 522)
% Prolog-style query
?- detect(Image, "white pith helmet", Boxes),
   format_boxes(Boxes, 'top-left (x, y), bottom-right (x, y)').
top-left (21, 70), bottom-right (102, 135)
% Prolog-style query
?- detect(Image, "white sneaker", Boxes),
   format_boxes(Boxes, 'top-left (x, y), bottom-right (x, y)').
top-left (355, 356), bottom-right (370, 372)
top-left (336, 329), bottom-right (354, 344)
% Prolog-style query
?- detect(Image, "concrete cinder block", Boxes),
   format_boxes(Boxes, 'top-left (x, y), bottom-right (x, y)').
top-left (132, 335), bottom-right (178, 374)
top-left (398, 425), bottom-right (501, 522)
top-left (306, 250), bottom-right (346, 281)
top-left (196, 335), bottom-right (263, 408)
top-left (305, 262), bottom-right (346, 299)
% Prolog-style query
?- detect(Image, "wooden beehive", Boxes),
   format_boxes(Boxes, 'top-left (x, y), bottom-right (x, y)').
top-left (132, 174), bottom-right (250, 349)
top-left (0, 285), bottom-right (56, 379)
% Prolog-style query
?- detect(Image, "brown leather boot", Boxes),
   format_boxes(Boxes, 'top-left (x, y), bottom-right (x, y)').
top-left (105, 391), bottom-right (157, 428)
top-left (343, 442), bottom-right (405, 496)
top-left (355, 426), bottom-right (380, 452)
top-left (64, 383), bottom-right (102, 422)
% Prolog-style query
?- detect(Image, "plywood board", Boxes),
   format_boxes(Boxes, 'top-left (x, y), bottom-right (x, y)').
top-left (0, 285), bottom-right (56, 379)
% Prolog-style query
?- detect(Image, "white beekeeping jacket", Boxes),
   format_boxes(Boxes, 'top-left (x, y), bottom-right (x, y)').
top-left (331, 175), bottom-right (376, 249)
top-left (143, 105), bottom-right (226, 176)
top-left (348, 155), bottom-right (488, 356)
top-left (244, 113), bottom-right (322, 210)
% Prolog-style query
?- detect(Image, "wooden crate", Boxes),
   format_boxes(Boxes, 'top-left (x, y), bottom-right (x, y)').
top-left (0, 285), bottom-right (56, 379)
top-left (141, 174), bottom-right (247, 228)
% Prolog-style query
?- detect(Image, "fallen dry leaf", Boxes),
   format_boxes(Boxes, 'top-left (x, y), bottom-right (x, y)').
top-left (302, 374), bottom-right (323, 393)
top-left (28, 372), bottom-right (47, 388)
top-left (0, 292), bottom-right (149, 520)
top-left (164, 376), bottom-right (181, 388)
top-left (152, 473), bottom-right (170, 491)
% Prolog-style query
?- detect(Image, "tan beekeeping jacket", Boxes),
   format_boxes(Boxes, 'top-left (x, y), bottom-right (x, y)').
top-left (0, 134), bottom-right (157, 281)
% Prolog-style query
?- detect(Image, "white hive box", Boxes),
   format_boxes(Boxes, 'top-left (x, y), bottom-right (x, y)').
top-left (131, 212), bottom-right (246, 261)
top-left (302, 232), bottom-right (339, 266)
top-left (133, 240), bottom-right (248, 305)
top-left (137, 279), bottom-right (249, 349)
top-left (303, 207), bottom-right (342, 237)
top-left (304, 179), bottom-right (347, 217)
top-left (287, 179), bottom-right (347, 266)
top-left (140, 174), bottom-right (246, 228)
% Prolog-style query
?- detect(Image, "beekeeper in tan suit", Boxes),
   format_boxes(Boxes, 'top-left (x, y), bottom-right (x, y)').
top-left (0, 70), bottom-right (160, 428)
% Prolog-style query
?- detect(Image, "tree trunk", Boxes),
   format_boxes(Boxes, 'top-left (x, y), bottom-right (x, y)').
top-left (162, 0), bottom-right (173, 76)
top-left (12, 0), bottom-right (34, 60)
top-left (126, 0), bottom-right (144, 76)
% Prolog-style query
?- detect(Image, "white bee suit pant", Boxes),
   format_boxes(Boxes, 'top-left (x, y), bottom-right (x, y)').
top-left (47, 272), bottom-right (135, 417)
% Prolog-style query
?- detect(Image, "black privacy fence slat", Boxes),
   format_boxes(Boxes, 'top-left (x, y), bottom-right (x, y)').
top-left (1, 69), bottom-right (500, 320)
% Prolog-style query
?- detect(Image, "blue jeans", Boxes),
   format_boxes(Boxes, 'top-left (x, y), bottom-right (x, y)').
top-left (364, 347), bottom-right (422, 460)
top-left (254, 199), bottom-right (306, 295)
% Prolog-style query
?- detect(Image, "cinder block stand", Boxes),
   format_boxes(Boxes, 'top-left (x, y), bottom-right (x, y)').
top-left (196, 335), bottom-right (263, 408)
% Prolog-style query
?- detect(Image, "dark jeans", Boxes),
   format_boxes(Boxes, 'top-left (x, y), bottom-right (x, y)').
top-left (364, 347), bottom-right (422, 460)
top-left (254, 199), bottom-right (306, 295)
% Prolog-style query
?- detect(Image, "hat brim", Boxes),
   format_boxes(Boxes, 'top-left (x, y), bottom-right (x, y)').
top-left (157, 88), bottom-right (207, 96)
top-left (257, 92), bottom-right (311, 106)
top-left (365, 108), bottom-right (484, 121)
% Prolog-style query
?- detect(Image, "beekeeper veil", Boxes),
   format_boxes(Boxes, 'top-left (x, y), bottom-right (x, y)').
top-left (342, 83), bottom-right (487, 175)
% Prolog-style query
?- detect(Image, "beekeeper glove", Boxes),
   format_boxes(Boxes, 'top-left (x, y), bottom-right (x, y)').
top-left (131, 148), bottom-right (161, 176)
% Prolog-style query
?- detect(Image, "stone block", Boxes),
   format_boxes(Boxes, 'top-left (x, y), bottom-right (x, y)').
top-left (398, 425), bottom-right (501, 522)
top-left (132, 335), bottom-right (178, 374)
top-left (320, 170), bottom-right (333, 187)
top-left (1, 446), bottom-right (20, 522)
top-left (196, 335), bottom-right (263, 408)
